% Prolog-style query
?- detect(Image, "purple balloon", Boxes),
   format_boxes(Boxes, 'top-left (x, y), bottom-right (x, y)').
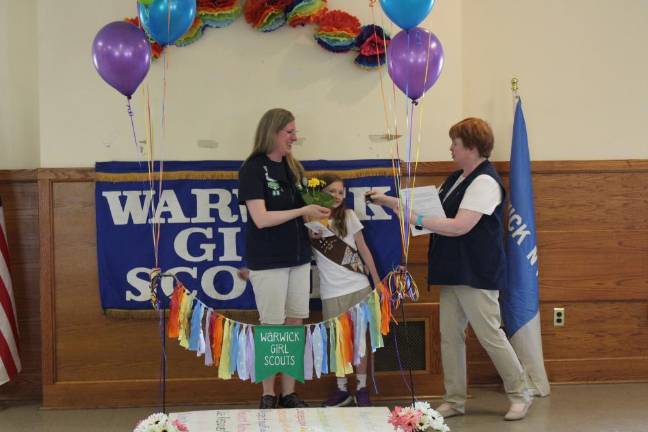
top-left (387, 28), bottom-right (444, 101)
top-left (92, 21), bottom-right (151, 99)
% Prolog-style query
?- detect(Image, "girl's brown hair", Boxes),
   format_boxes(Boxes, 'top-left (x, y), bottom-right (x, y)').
top-left (320, 173), bottom-right (347, 238)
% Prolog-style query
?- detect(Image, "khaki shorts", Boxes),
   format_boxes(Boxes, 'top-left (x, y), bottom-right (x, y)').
top-left (249, 263), bottom-right (310, 324)
top-left (321, 286), bottom-right (373, 320)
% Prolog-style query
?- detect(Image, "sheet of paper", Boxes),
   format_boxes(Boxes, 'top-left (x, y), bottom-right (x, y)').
top-left (304, 221), bottom-right (335, 237)
top-left (170, 407), bottom-right (395, 432)
top-left (400, 186), bottom-right (446, 237)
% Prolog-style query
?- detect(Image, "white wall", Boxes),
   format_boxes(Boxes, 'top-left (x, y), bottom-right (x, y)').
top-left (36, 0), bottom-right (462, 167)
top-left (0, 0), bottom-right (39, 169)
top-left (463, 0), bottom-right (648, 160)
top-left (1, 0), bottom-right (647, 168)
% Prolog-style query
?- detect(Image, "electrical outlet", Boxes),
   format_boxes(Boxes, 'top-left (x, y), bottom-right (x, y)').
top-left (553, 307), bottom-right (565, 327)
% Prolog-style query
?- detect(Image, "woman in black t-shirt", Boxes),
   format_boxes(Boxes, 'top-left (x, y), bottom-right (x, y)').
top-left (238, 108), bottom-right (330, 409)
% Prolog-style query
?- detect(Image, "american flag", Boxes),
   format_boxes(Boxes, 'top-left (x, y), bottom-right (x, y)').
top-left (0, 197), bottom-right (21, 385)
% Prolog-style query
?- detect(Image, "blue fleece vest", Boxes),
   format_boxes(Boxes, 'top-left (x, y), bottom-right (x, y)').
top-left (427, 160), bottom-right (507, 291)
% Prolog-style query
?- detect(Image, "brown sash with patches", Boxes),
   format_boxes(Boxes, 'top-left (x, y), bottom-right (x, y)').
top-left (311, 235), bottom-right (367, 275)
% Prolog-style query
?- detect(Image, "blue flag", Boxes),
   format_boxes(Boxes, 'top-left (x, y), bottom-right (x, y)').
top-left (501, 97), bottom-right (550, 396)
top-left (501, 97), bottom-right (539, 336)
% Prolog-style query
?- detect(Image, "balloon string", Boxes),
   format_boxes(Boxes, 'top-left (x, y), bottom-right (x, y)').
top-left (368, 0), bottom-right (406, 259)
top-left (383, 12), bottom-right (401, 152)
top-left (391, 324), bottom-right (413, 396)
top-left (143, 85), bottom-right (160, 268)
top-left (407, 32), bottom-right (434, 258)
top-left (156, 47), bottom-right (169, 270)
top-left (368, 2), bottom-right (428, 268)
top-left (162, 48), bottom-right (168, 132)
top-left (162, 0), bottom-right (171, 413)
top-left (393, 94), bottom-right (409, 262)
top-left (369, 1), bottom-right (390, 135)
top-left (158, 301), bottom-right (167, 414)
top-left (385, 268), bottom-right (419, 309)
top-left (154, 36), bottom-right (170, 272)
top-left (126, 98), bottom-right (143, 163)
top-left (373, 1), bottom-right (403, 250)
top-left (404, 103), bottom-right (417, 262)
top-left (400, 304), bottom-right (417, 405)
top-left (396, 33), bottom-right (415, 264)
top-left (403, 101), bottom-right (416, 263)
top-left (167, 0), bottom-right (172, 45)
top-left (392, 136), bottom-right (407, 260)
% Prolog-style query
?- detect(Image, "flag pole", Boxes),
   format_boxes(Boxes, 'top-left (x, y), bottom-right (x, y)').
top-left (502, 79), bottom-right (551, 397)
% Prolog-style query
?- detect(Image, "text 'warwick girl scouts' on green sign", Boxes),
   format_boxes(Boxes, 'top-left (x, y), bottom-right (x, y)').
top-left (254, 325), bottom-right (305, 383)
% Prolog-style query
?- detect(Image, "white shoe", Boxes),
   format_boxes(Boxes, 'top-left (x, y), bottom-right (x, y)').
top-left (435, 403), bottom-right (463, 418)
top-left (504, 400), bottom-right (532, 421)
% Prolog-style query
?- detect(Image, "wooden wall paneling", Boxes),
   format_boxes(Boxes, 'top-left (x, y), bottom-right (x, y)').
top-left (369, 303), bottom-right (443, 401)
top-left (34, 160), bottom-right (648, 407)
top-left (537, 302), bottom-right (648, 359)
top-left (532, 173), bottom-right (648, 232)
top-left (413, 160), bottom-right (648, 388)
top-left (537, 231), bottom-right (648, 302)
top-left (39, 169), bottom-right (95, 405)
top-left (470, 357), bottom-right (648, 385)
top-left (39, 173), bottom-right (57, 404)
top-left (467, 302), bottom-right (648, 374)
top-left (40, 172), bottom-right (445, 408)
top-left (0, 171), bottom-right (41, 402)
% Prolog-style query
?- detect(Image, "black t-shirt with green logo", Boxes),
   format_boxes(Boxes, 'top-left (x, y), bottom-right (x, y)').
top-left (238, 154), bottom-right (310, 270)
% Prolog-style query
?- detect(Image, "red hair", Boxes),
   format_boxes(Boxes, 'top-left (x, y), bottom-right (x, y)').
top-left (449, 117), bottom-right (494, 158)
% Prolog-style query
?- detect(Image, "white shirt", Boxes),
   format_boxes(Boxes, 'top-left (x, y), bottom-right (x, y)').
top-left (443, 174), bottom-right (502, 215)
top-left (313, 210), bottom-right (370, 299)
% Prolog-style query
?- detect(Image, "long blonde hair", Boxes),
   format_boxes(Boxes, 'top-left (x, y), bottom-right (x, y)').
top-left (247, 108), bottom-right (304, 183)
top-left (320, 173), bottom-right (347, 238)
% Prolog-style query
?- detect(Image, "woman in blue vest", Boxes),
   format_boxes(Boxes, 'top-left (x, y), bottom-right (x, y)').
top-left (238, 108), bottom-right (330, 409)
top-left (368, 118), bottom-right (531, 421)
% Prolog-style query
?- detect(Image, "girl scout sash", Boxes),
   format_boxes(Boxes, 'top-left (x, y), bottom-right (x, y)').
top-left (311, 235), bottom-right (368, 275)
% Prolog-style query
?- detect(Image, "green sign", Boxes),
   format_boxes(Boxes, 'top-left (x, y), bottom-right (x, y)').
top-left (254, 325), bottom-right (305, 383)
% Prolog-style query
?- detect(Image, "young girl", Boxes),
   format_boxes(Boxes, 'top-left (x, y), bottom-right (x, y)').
top-left (310, 173), bottom-right (382, 407)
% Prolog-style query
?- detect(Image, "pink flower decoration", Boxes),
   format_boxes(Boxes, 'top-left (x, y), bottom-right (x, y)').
top-left (172, 419), bottom-right (189, 432)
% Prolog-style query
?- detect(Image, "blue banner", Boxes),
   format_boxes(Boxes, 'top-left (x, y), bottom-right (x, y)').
top-left (501, 98), bottom-right (540, 336)
top-left (96, 160), bottom-right (401, 310)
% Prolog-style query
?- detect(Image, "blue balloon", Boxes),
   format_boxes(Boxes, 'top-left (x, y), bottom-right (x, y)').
top-left (138, 0), bottom-right (196, 46)
top-left (379, 0), bottom-right (435, 30)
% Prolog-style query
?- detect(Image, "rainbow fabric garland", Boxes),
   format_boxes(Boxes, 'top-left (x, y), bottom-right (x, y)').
top-left (166, 280), bottom-right (392, 380)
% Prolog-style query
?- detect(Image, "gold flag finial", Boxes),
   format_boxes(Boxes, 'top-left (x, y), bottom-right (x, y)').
top-left (511, 77), bottom-right (519, 93)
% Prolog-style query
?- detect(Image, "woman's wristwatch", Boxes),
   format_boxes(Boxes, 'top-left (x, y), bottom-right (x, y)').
top-left (414, 214), bottom-right (424, 230)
